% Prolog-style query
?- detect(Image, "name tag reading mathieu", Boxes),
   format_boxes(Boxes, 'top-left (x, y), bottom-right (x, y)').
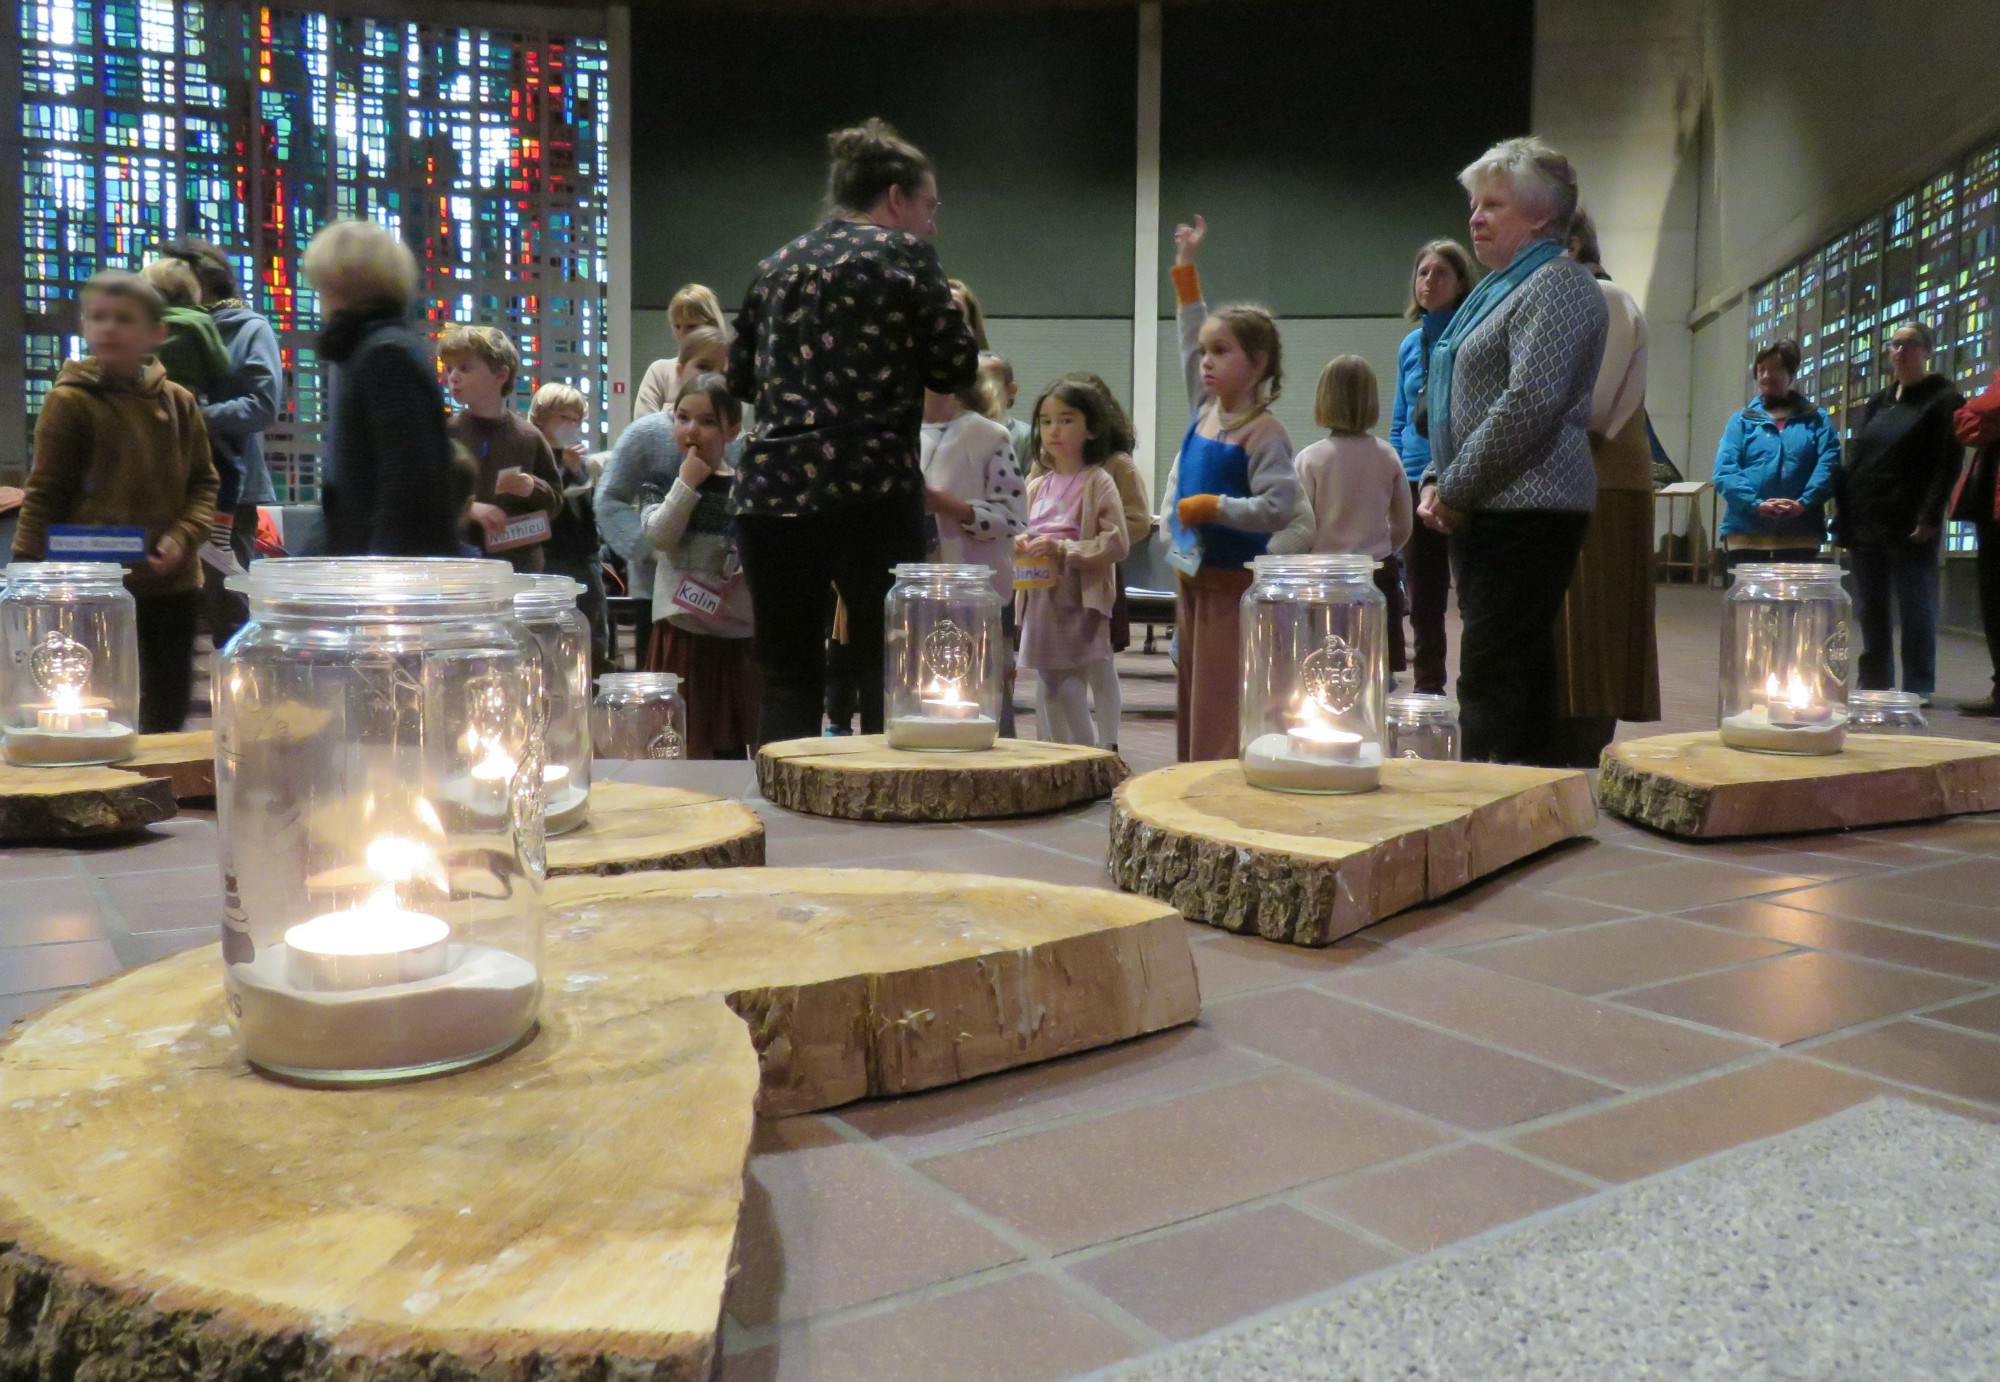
top-left (44, 526), bottom-right (149, 562)
top-left (485, 512), bottom-right (552, 553)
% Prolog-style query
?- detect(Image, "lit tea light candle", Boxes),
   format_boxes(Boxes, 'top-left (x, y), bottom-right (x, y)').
top-left (889, 678), bottom-right (997, 751)
top-left (1765, 672), bottom-right (1832, 727)
top-left (36, 685), bottom-right (108, 733)
top-left (469, 740), bottom-right (516, 784)
top-left (543, 763), bottom-right (570, 788)
top-left (282, 904), bottom-right (451, 992)
top-left (1287, 714), bottom-right (1362, 762)
top-left (919, 681), bottom-right (981, 721)
top-left (1720, 671), bottom-right (1847, 755)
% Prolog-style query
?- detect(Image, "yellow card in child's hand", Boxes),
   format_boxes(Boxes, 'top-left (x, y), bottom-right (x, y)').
top-left (1013, 560), bottom-right (1056, 590)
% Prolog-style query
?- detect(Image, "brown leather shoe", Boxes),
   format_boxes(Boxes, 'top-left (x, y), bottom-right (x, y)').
top-left (1959, 696), bottom-right (2000, 717)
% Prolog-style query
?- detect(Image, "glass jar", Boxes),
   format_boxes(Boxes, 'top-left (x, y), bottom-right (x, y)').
top-left (1386, 692), bottom-right (1461, 761)
top-left (1239, 554), bottom-right (1385, 793)
top-left (885, 563), bottom-right (1002, 751)
top-left (593, 672), bottom-right (685, 759)
top-left (2, 563), bottom-right (140, 767)
top-left (513, 573), bottom-right (592, 834)
top-left (1718, 562), bottom-right (1852, 755)
top-left (1847, 689), bottom-right (1927, 735)
top-left (214, 557), bottom-right (544, 1084)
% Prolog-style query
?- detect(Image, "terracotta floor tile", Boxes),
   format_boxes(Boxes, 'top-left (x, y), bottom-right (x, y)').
top-left (1690, 899), bottom-right (2000, 985)
top-left (1616, 950), bottom-right (1978, 1045)
top-left (0, 939), bottom-right (120, 996)
top-left (100, 867), bottom-right (223, 935)
top-left (1363, 909), bottom-right (1538, 952)
top-left (720, 1273), bottom-right (1137, 1382)
top-left (1510, 1057), bottom-right (1888, 1182)
top-left (1304, 1143), bottom-right (1593, 1252)
top-left (1067, 1204), bottom-right (1397, 1341)
top-left (1926, 993), bottom-right (2000, 1037)
top-left (749, 1116), bottom-right (849, 1156)
top-left (0, 852), bottom-right (80, 883)
top-left (1457, 917), bottom-right (1795, 995)
top-left (1808, 1021), bottom-right (2000, 1108)
top-left (728, 1141), bottom-right (1022, 1327)
top-left (69, 817), bottom-right (220, 875)
top-left (916, 1070), bottom-right (1444, 1253)
top-left (1191, 932), bottom-right (1399, 997)
top-left (1496, 840), bottom-right (1677, 887)
top-left (1546, 859), bottom-right (1822, 912)
top-left (877, 845), bottom-right (1117, 891)
top-left (1770, 878), bottom-right (2000, 944)
top-left (1886, 857), bottom-right (2000, 909)
top-left (1321, 955), bottom-right (1760, 1087)
top-left (835, 1026), bottom-right (1271, 1158)
top-left (1205, 987), bottom-right (1613, 1130)
top-left (1434, 878), bottom-right (1642, 930)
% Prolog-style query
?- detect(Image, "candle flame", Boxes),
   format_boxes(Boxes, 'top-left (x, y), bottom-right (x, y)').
top-left (925, 678), bottom-right (967, 707)
top-left (50, 683), bottom-right (82, 714)
top-left (1291, 700), bottom-right (1359, 745)
top-left (1765, 671), bottom-right (1814, 710)
top-left (468, 739), bottom-right (516, 783)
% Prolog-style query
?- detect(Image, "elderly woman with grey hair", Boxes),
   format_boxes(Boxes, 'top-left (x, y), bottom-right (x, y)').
top-left (1417, 136), bottom-right (1608, 765)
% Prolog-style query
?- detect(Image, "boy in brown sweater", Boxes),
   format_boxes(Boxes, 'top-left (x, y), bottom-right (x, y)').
top-left (13, 271), bottom-right (218, 732)
top-left (439, 323), bottom-right (562, 573)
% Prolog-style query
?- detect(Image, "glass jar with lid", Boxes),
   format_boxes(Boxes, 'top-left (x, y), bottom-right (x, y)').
top-left (593, 672), bottom-right (686, 759)
top-left (214, 557), bottom-right (544, 1085)
top-left (885, 563), bottom-right (1002, 751)
top-left (513, 573), bottom-right (592, 834)
top-left (1239, 554), bottom-right (1385, 793)
top-left (2, 562), bottom-right (140, 767)
top-left (1846, 689), bottom-right (1927, 736)
top-left (1385, 692), bottom-right (1461, 761)
top-left (1717, 562), bottom-right (1851, 755)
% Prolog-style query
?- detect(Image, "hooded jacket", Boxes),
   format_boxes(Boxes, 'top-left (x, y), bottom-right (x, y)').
top-left (1834, 374), bottom-right (1965, 548)
top-left (203, 302), bottom-right (283, 507)
top-left (12, 358), bottom-right (217, 596)
top-left (1710, 393), bottom-right (1840, 542)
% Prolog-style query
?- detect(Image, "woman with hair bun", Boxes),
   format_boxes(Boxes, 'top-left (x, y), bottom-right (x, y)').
top-left (728, 118), bottom-right (980, 743)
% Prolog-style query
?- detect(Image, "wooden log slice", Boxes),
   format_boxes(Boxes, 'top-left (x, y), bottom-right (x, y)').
top-left (0, 762), bottom-right (176, 843)
top-left (546, 779), bottom-right (765, 877)
top-left (125, 729), bottom-right (218, 800)
top-left (0, 946), bottom-right (759, 1382)
top-left (547, 867), bottom-right (1200, 1116)
top-left (1597, 730), bottom-right (2000, 838)
top-left (755, 734), bottom-right (1126, 821)
top-left (1110, 758), bottom-right (1598, 947)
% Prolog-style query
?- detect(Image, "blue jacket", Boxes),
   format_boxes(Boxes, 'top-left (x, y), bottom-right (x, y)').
top-left (1711, 394), bottom-right (1840, 541)
top-left (205, 304), bottom-right (283, 505)
top-left (1387, 311), bottom-right (1452, 485)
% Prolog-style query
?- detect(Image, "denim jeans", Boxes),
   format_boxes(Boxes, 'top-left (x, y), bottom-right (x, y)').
top-left (1849, 541), bottom-right (1939, 695)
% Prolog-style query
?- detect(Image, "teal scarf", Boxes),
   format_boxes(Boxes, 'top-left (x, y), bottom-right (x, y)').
top-left (1428, 237), bottom-right (1565, 460)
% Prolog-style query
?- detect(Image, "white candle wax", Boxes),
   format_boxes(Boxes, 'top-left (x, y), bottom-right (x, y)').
top-left (36, 704), bottom-right (109, 732)
top-left (888, 713), bottom-right (998, 752)
top-left (1243, 731), bottom-right (1383, 794)
top-left (282, 906), bottom-right (452, 992)
top-left (1287, 723), bottom-right (1362, 762)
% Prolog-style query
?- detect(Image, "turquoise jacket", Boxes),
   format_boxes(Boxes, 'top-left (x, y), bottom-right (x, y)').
top-left (1711, 394), bottom-right (1840, 542)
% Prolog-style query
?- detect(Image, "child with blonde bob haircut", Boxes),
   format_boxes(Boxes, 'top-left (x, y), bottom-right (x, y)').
top-left (1157, 214), bottom-right (1300, 761)
top-left (1270, 355), bottom-right (1412, 671)
top-left (635, 284), bottom-right (730, 416)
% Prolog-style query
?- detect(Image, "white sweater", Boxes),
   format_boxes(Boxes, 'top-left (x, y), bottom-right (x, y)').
top-left (920, 411), bottom-right (1027, 596)
top-left (1268, 434), bottom-right (1412, 561)
top-left (641, 469), bottom-right (753, 639)
top-left (1591, 278), bottom-right (1648, 439)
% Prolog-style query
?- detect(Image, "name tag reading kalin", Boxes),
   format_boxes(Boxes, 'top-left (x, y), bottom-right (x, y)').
top-left (670, 573), bottom-right (727, 618)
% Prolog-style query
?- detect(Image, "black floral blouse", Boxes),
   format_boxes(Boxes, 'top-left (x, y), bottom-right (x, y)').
top-left (726, 221), bottom-right (980, 517)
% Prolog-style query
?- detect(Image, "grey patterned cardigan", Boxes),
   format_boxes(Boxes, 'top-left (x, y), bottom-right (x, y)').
top-left (1425, 252), bottom-right (1609, 513)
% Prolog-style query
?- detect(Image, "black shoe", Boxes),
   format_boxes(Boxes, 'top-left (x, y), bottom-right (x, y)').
top-left (1960, 696), bottom-right (2000, 717)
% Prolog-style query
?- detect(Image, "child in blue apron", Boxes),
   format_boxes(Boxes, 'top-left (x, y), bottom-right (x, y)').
top-left (1157, 215), bottom-right (1301, 761)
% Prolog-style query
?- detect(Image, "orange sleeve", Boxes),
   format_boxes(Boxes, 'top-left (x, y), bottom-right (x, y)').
top-left (1170, 263), bottom-right (1203, 307)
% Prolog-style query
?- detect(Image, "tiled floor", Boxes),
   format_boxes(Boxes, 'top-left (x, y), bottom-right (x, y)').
top-left (6, 584), bottom-right (2000, 1380)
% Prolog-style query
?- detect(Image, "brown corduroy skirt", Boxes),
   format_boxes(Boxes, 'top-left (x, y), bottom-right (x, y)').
top-left (645, 622), bottom-right (762, 759)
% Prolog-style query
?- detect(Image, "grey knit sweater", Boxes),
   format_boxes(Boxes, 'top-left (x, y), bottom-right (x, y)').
top-left (1427, 252), bottom-right (1608, 513)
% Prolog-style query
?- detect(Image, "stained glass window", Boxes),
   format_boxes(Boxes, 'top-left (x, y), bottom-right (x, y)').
top-left (1748, 140), bottom-right (2000, 554)
top-left (16, 0), bottom-right (610, 499)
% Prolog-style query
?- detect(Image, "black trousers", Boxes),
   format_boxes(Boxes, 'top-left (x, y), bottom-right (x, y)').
top-left (1403, 481), bottom-right (1452, 692)
top-left (1978, 522), bottom-right (2000, 695)
top-left (135, 587), bottom-right (201, 734)
top-left (1451, 509), bottom-right (1591, 766)
top-left (737, 492), bottom-right (926, 744)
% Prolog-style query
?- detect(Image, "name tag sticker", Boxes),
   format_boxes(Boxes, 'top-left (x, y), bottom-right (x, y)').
top-left (1012, 560), bottom-right (1056, 590)
top-left (671, 573), bottom-right (727, 618)
top-left (45, 526), bottom-right (148, 562)
top-left (485, 512), bottom-right (552, 552)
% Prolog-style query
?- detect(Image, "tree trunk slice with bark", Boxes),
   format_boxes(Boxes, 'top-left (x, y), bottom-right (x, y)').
top-left (546, 779), bottom-right (765, 877)
top-left (1109, 759), bottom-right (1598, 947)
top-left (1597, 730), bottom-right (2000, 838)
top-left (756, 734), bottom-right (1126, 821)
top-left (0, 762), bottom-right (176, 842)
top-left (0, 948), bottom-right (760, 1381)
top-left (547, 867), bottom-right (1200, 1116)
top-left (126, 730), bottom-right (217, 801)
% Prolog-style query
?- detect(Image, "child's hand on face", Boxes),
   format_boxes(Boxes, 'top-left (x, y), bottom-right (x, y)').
top-left (147, 535), bottom-right (184, 576)
top-left (678, 454), bottom-right (712, 490)
top-left (1173, 214), bottom-right (1207, 266)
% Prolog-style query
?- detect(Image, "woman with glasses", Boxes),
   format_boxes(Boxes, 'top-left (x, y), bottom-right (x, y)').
top-left (1833, 321), bottom-right (1965, 704)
